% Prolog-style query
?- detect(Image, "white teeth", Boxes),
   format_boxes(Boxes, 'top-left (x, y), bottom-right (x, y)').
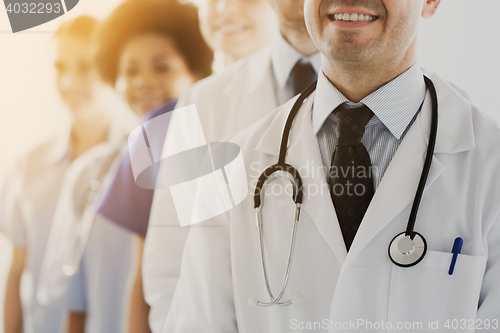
top-left (333, 13), bottom-right (376, 22)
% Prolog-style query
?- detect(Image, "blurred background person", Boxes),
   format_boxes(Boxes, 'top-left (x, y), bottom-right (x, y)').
top-left (0, 15), bottom-right (129, 333)
top-left (195, 0), bottom-right (278, 72)
top-left (142, 0), bottom-right (320, 330)
top-left (95, 0), bottom-right (277, 332)
top-left (37, 1), bottom-right (213, 333)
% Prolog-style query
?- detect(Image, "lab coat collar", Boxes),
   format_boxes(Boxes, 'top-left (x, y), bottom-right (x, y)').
top-left (221, 33), bottom-right (321, 97)
top-left (256, 71), bottom-right (475, 157)
top-left (221, 44), bottom-right (274, 97)
top-left (46, 89), bottom-right (138, 165)
top-left (254, 71), bottom-right (476, 265)
top-left (46, 115), bottom-right (131, 166)
top-left (46, 118), bottom-right (73, 165)
top-left (312, 64), bottom-right (426, 140)
top-left (420, 72), bottom-right (475, 154)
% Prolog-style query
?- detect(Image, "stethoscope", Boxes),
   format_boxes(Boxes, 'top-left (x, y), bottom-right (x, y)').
top-left (62, 178), bottom-right (102, 277)
top-left (249, 76), bottom-right (438, 308)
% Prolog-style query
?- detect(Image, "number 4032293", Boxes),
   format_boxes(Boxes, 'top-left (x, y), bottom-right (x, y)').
top-left (6, 2), bottom-right (62, 14)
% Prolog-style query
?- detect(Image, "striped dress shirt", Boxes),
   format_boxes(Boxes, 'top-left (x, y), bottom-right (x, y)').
top-left (314, 64), bottom-right (427, 189)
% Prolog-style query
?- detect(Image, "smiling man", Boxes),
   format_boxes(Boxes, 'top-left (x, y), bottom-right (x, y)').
top-left (308, 0), bottom-right (433, 102)
top-left (162, 1), bottom-right (500, 332)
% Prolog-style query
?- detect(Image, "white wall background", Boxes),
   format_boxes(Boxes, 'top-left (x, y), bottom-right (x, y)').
top-left (0, 0), bottom-right (499, 331)
top-left (418, 0), bottom-right (500, 122)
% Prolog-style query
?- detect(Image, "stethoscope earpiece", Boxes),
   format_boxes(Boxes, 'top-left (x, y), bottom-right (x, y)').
top-left (248, 293), bottom-right (303, 308)
top-left (248, 297), bottom-right (259, 308)
top-left (291, 293), bottom-right (303, 304)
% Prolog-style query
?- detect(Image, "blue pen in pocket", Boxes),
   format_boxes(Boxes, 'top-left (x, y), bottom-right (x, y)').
top-left (449, 237), bottom-right (463, 275)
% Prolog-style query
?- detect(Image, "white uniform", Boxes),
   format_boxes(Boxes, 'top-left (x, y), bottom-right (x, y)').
top-left (163, 71), bottom-right (500, 332)
top-left (143, 34), bottom-right (321, 333)
top-left (0, 127), bottom-right (73, 333)
top-left (37, 122), bottom-right (136, 333)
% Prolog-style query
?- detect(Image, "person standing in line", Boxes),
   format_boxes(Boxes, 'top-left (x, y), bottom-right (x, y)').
top-left (0, 16), bottom-right (130, 333)
top-left (197, 0), bottom-right (279, 71)
top-left (141, 0), bottom-right (323, 331)
top-left (95, 0), bottom-right (278, 332)
top-left (36, 1), bottom-right (214, 333)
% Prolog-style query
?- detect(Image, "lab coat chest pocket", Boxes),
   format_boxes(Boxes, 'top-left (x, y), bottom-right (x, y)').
top-left (388, 250), bottom-right (487, 332)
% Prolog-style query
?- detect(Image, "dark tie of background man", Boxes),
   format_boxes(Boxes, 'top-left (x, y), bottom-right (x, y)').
top-left (291, 60), bottom-right (317, 96)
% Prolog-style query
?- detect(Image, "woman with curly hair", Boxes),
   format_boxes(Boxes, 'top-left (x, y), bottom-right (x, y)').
top-left (92, 0), bottom-right (279, 332)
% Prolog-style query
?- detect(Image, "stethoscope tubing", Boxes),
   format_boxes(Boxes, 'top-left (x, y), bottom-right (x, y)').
top-left (405, 76), bottom-right (438, 239)
top-left (251, 75), bottom-right (439, 306)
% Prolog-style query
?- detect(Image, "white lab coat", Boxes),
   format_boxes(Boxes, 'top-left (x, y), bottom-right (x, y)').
top-left (37, 126), bottom-right (137, 333)
top-left (163, 71), bottom-right (500, 333)
top-left (143, 44), bottom-right (304, 333)
top-left (0, 128), bottom-right (72, 333)
top-left (0, 87), bottom-right (137, 333)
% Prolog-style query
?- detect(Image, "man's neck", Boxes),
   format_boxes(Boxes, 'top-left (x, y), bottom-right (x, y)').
top-left (280, 25), bottom-right (318, 57)
top-left (322, 53), bottom-right (417, 103)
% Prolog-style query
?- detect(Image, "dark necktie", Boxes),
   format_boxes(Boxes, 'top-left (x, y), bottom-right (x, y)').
top-left (328, 103), bottom-right (374, 251)
top-left (291, 60), bottom-right (317, 95)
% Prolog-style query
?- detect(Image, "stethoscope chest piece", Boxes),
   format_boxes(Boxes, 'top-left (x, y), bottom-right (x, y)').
top-left (389, 232), bottom-right (427, 267)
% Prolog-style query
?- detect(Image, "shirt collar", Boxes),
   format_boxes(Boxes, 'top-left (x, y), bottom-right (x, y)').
top-left (313, 63), bottom-right (427, 139)
top-left (47, 107), bottom-right (137, 165)
top-left (271, 32), bottom-right (321, 89)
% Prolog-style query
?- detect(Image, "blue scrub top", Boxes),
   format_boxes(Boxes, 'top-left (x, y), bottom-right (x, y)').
top-left (96, 100), bottom-right (177, 236)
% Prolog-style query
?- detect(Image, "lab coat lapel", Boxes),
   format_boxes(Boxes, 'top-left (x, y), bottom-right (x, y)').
top-left (256, 93), bottom-right (348, 264)
top-left (253, 72), bottom-right (476, 270)
top-left (221, 46), bottom-right (279, 127)
top-left (291, 116), bottom-right (348, 265)
top-left (344, 73), bottom-right (475, 268)
top-left (343, 99), bottom-right (445, 268)
top-left (222, 45), bottom-right (273, 98)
